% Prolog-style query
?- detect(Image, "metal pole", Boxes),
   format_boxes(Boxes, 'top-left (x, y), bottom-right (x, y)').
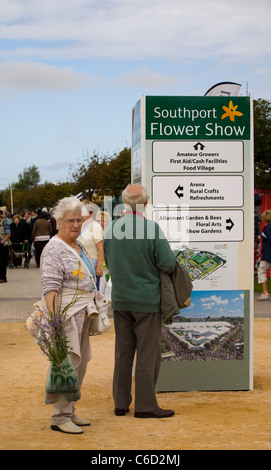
top-left (9, 169), bottom-right (13, 213)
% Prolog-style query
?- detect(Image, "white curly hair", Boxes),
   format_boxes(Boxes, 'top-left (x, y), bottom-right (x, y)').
top-left (52, 196), bottom-right (84, 221)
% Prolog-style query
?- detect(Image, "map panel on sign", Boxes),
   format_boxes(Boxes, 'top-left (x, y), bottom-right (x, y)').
top-left (174, 248), bottom-right (226, 281)
top-left (152, 175), bottom-right (243, 207)
top-left (152, 140), bottom-right (243, 173)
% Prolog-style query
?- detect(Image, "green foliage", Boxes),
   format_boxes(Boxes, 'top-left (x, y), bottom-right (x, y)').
top-left (0, 181), bottom-right (75, 212)
top-left (71, 152), bottom-right (111, 200)
top-left (254, 98), bottom-right (271, 190)
top-left (106, 147), bottom-right (131, 201)
top-left (14, 165), bottom-right (40, 190)
top-left (1, 148), bottom-right (131, 212)
top-left (71, 147), bottom-right (131, 202)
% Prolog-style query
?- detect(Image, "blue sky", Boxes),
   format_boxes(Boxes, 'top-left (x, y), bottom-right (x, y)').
top-left (180, 290), bottom-right (245, 319)
top-left (0, 0), bottom-right (270, 191)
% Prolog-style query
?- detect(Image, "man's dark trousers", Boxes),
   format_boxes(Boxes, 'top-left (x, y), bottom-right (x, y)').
top-left (113, 310), bottom-right (161, 413)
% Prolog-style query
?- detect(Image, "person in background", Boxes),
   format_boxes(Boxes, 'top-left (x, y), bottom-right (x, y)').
top-left (30, 208), bottom-right (40, 234)
top-left (103, 184), bottom-right (176, 419)
top-left (3, 210), bottom-right (12, 266)
top-left (81, 202), bottom-right (98, 231)
top-left (0, 210), bottom-right (11, 283)
top-left (96, 210), bottom-right (111, 231)
top-left (257, 209), bottom-right (271, 300)
top-left (32, 211), bottom-right (53, 267)
top-left (3, 209), bottom-right (12, 225)
top-left (96, 211), bottom-right (111, 295)
top-left (48, 208), bottom-right (58, 236)
top-left (20, 210), bottom-right (32, 243)
top-left (10, 215), bottom-right (29, 267)
top-left (77, 203), bottom-right (104, 289)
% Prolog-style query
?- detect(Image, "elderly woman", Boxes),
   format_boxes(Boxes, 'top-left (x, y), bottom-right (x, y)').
top-left (40, 196), bottom-right (97, 435)
top-left (96, 210), bottom-right (111, 231)
top-left (77, 203), bottom-right (104, 288)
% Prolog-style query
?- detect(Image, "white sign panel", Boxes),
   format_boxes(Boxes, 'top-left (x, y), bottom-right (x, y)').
top-left (153, 209), bottom-right (244, 242)
top-left (153, 140), bottom-right (243, 173)
top-left (132, 147), bottom-right (141, 182)
top-left (152, 175), bottom-right (243, 207)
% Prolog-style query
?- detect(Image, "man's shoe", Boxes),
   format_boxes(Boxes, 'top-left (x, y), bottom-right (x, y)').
top-left (51, 421), bottom-right (84, 434)
top-left (72, 416), bottom-right (91, 426)
top-left (134, 408), bottom-right (175, 419)
top-left (114, 408), bottom-right (129, 416)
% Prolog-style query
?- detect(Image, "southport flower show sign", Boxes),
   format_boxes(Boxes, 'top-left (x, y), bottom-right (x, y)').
top-left (132, 95), bottom-right (253, 391)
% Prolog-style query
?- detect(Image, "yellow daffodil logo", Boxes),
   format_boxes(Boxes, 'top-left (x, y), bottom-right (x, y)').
top-left (222, 100), bottom-right (243, 122)
top-left (73, 261), bottom-right (84, 280)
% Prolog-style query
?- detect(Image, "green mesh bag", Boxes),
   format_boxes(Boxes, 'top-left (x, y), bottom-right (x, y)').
top-left (44, 355), bottom-right (81, 404)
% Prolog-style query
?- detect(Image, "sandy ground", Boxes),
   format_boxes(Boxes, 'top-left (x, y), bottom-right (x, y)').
top-left (0, 318), bottom-right (270, 451)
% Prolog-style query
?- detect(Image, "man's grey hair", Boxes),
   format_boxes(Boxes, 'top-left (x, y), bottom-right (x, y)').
top-left (122, 184), bottom-right (150, 211)
top-left (52, 196), bottom-right (84, 221)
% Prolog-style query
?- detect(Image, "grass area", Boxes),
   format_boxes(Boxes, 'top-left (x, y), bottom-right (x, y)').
top-left (254, 275), bottom-right (271, 293)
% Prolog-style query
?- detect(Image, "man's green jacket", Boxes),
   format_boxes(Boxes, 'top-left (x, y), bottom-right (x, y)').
top-left (103, 213), bottom-right (176, 313)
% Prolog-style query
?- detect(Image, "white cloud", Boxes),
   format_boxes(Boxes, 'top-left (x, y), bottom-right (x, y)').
top-left (202, 302), bottom-right (215, 310)
top-left (0, 0), bottom-right (270, 62)
top-left (111, 66), bottom-right (185, 90)
top-left (233, 293), bottom-right (244, 302)
top-left (200, 295), bottom-right (229, 307)
top-left (42, 161), bottom-right (71, 172)
top-left (0, 61), bottom-right (97, 91)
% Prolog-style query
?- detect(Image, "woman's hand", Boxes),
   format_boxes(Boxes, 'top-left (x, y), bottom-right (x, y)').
top-left (96, 264), bottom-right (103, 277)
top-left (45, 291), bottom-right (58, 314)
top-left (96, 240), bottom-right (104, 277)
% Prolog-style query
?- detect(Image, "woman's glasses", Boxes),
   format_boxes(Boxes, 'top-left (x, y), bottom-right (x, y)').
top-left (60, 218), bottom-right (83, 225)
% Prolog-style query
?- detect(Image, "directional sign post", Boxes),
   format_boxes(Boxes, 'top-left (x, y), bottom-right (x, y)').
top-left (153, 175), bottom-right (244, 207)
top-left (132, 95), bottom-right (254, 391)
top-left (152, 209), bottom-right (243, 242)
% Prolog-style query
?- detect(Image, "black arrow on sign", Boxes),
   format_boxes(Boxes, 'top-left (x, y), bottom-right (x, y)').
top-left (226, 218), bottom-right (234, 231)
top-left (175, 185), bottom-right (184, 199)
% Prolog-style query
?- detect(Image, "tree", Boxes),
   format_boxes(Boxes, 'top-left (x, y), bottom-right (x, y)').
top-left (71, 153), bottom-right (110, 200)
top-left (14, 165), bottom-right (40, 190)
top-left (106, 147), bottom-right (131, 202)
top-left (71, 147), bottom-right (131, 203)
top-left (19, 182), bottom-right (75, 210)
top-left (254, 99), bottom-right (271, 190)
top-left (0, 182), bottom-right (75, 213)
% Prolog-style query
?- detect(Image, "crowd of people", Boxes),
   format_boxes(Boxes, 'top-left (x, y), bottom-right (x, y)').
top-left (161, 324), bottom-right (244, 362)
top-left (0, 207), bottom-right (56, 281)
top-left (0, 205), bottom-right (112, 288)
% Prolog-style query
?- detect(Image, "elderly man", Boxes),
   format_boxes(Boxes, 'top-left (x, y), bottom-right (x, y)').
top-left (103, 184), bottom-right (176, 418)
